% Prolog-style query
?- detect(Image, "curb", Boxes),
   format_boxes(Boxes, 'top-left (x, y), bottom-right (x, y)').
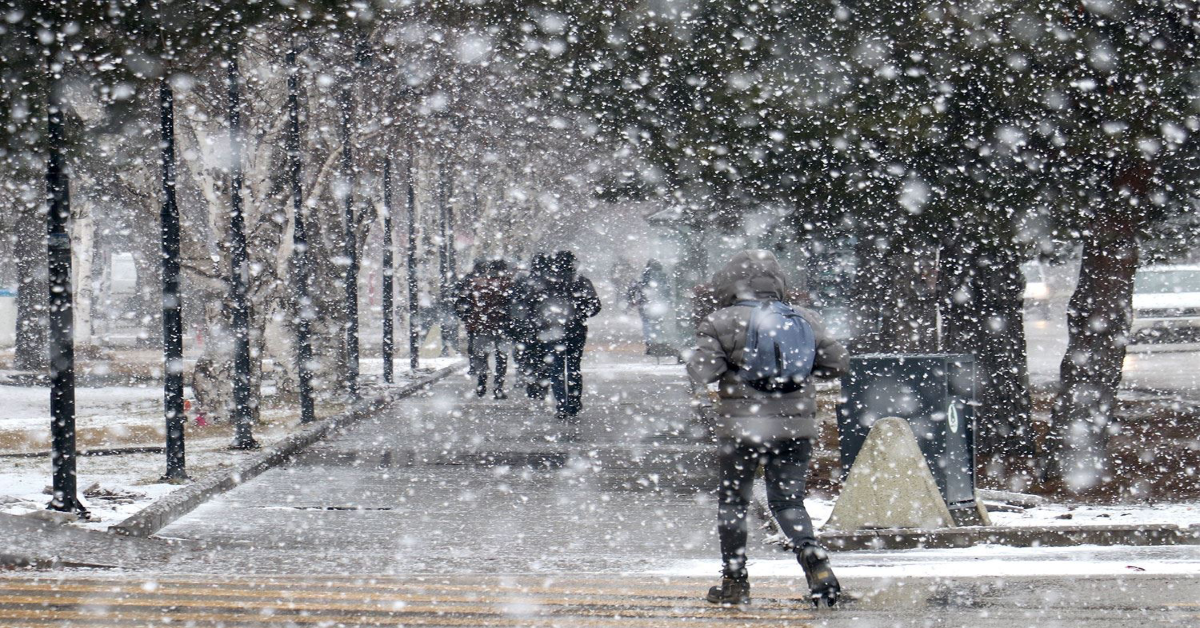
top-left (0, 553), bottom-right (118, 570)
top-left (821, 523), bottom-right (1200, 551)
top-left (109, 363), bottom-right (463, 538)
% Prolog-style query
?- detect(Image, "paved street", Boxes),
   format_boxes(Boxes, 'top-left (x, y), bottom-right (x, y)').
top-left (156, 353), bottom-right (717, 576)
top-left (3, 316), bottom-right (1200, 626)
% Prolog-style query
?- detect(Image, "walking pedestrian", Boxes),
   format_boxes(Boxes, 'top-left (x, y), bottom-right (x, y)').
top-left (627, 259), bottom-right (673, 355)
top-left (686, 249), bottom-right (848, 608)
top-left (511, 253), bottom-right (552, 399)
top-left (455, 261), bottom-right (487, 375)
top-left (534, 250), bottom-right (600, 421)
top-left (455, 259), bottom-right (515, 399)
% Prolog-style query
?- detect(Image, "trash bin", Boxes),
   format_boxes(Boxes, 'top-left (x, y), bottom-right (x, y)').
top-left (836, 354), bottom-right (981, 525)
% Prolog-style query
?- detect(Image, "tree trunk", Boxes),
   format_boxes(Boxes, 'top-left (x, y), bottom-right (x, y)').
top-left (850, 220), bottom-right (938, 353)
top-left (939, 234), bottom-right (1034, 462)
top-left (1043, 225), bottom-right (1140, 491)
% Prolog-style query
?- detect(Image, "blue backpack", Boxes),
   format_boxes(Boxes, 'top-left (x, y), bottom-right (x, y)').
top-left (734, 300), bottom-right (817, 394)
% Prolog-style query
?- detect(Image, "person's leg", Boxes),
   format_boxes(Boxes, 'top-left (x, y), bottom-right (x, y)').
top-left (565, 335), bottom-right (585, 415)
top-left (469, 335), bottom-right (488, 396)
top-left (512, 340), bottom-right (526, 386)
top-left (762, 438), bottom-right (817, 550)
top-left (549, 345), bottom-right (568, 417)
top-left (494, 339), bottom-right (509, 397)
top-left (467, 333), bottom-right (477, 374)
top-left (717, 438), bottom-right (759, 579)
top-left (527, 342), bottom-right (548, 400)
top-left (647, 315), bottom-right (663, 344)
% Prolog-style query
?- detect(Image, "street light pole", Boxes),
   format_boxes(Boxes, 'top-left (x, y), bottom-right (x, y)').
top-left (45, 42), bottom-right (87, 517)
top-left (159, 75), bottom-right (188, 481)
top-left (406, 152), bottom-right (419, 372)
top-left (227, 43), bottom-right (258, 450)
top-left (382, 158), bottom-right (394, 384)
top-left (287, 46), bottom-right (316, 424)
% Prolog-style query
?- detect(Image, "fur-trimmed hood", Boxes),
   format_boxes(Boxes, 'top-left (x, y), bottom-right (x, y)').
top-left (711, 249), bottom-right (789, 307)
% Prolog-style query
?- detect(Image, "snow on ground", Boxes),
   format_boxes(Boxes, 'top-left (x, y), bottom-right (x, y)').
top-left (0, 360), bottom-right (462, 531)
top-left (0, 420), bottom-right (300, 530)
top-left (801, 497), bottom-right (1200, 530)
top-left (358, 357), bottom-right (462, 378)
top-left (0, 384), bottom-right (164, 432)
top-left (652, 544), bottom-right (1200, 579)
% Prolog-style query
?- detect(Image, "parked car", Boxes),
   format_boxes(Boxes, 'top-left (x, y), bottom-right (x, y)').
top-left (1022, 262), bottom-right (1051, 319)
top-left (1131, 265), bottom-right (1200, 343)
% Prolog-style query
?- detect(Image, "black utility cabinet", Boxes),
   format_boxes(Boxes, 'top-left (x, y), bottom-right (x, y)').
top-left (836, 354), bottom-right (981, 525)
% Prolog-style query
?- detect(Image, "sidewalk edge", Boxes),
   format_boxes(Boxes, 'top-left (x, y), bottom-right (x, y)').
top-left (108, 364), bottom-right (463, 538)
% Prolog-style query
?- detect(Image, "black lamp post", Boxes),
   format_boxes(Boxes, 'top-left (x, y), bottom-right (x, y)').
top-left (45, 40), bottom-right (87, 517)
top-left (287, 46), bottom-right (316, 424)
top-left (159, 74), bottom-right (188, 480)
top-left (227, 43), bottom-right (258, 450)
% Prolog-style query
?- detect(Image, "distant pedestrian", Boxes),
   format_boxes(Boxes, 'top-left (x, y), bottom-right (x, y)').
top-left (511, 253), bottom-right (553, 399)
top-left (455, 259), bottom-right (515, 399)
top-left (627, 259), bottom-right (673, 355)
top-left (686, 249), bottom-right (848, 608)
top-left (455, 261), bottom-right (488, 375)
top-left (534, 250), bottom-right (601, 421)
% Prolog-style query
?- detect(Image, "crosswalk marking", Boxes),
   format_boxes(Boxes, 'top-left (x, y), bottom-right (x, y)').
top-left (0, 575), bottom-right (817, 627)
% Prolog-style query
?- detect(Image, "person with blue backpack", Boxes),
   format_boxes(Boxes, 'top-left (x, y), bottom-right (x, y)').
top-left (687, 249), bottom-right (849, 608)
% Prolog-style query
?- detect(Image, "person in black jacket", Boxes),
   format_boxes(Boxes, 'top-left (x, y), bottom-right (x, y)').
top-left (534, 250), bottom-right (601, 421)
top-left (511, 253), bottom-right (552, 399)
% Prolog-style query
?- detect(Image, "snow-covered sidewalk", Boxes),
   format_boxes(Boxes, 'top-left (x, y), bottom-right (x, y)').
top-left (0, 357), bottom-right (460, 531)
top-left (802, 496), bottom-right (1200, 531)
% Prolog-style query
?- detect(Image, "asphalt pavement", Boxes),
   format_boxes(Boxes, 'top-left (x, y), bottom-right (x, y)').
top-left (4, 311), bottom-right (1200, 625)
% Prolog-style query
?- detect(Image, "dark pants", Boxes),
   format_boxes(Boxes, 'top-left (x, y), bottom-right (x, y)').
top-left (469, 334), bottom-right (509, 395)
top-left (544, 333), bottom-right (585, 417)
top-left (515, 338), bottom-right (546, 399)
top-left (466, 333), bottom-right (477, 374)
top-left (717, 437), bottom-right (816, 578)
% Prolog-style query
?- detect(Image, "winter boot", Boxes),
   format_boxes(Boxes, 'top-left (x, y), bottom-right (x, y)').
top-left (475, 374), bottom-right (488, 398)
top-left (706, 574), bottom-right (750, 606)
top-left (799, 546), bottom-right (840, 608)
top-left (493, 388), bottom-right (508, 400)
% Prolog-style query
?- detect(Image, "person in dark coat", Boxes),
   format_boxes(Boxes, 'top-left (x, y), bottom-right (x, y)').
top-left (454, 261), bottom-right (487, 375)
top-left (687, 249), bottom-right (849, 606)
top-left (455, 260), bottom-right (515, 398)
top-left (511, 253), bottom-right (552, 399)
top-left (534, 250), bottom-right (601, 421)
top-left (627, 259), bottom-right (672, 352)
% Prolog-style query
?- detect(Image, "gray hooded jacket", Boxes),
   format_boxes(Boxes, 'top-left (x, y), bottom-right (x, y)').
top-left (686, 250), bottom-right (849, 441)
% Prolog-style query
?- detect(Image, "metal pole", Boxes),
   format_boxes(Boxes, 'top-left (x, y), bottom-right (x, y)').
top-left (406, 152), bottom-right (419, 371)
top-left (45, 46), bottom-right (87, 517)
top-left (287, 46), bottom-right (315, 424)
top-left (338, 61), bottom-right (359, 398)
top-left (382, 158), bottom-right (394, 384)
top-left (227, 43), bottom-right (259, 450)
top-left (159, 75), bottom-right (188, 481)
